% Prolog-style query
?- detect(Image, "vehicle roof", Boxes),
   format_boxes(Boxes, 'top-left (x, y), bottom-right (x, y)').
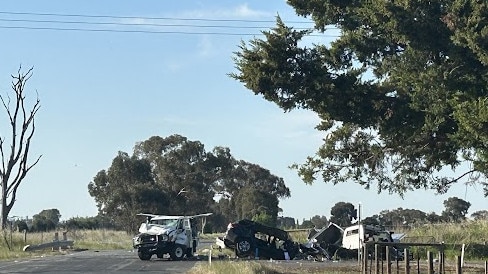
top-left (137, 213), bottom-right (212, 220)
top-left (235, 219), bottom-right (290, 240)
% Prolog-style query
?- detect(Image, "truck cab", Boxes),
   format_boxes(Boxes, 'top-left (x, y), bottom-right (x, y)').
top-left (132, 213), bottom-right (211, 260)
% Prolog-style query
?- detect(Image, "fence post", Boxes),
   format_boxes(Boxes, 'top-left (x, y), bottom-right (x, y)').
top-left (52, 232), bottom-right (59, 251)
top-left (456, 255), bottom-right (462, 274)
top-left (404, 248), bottom-right (410, 274)
top-left (386, 246), bottom-right (391, 274)
top-left (362, 245), bottom-right (368, 274)
top-left (427, 251), bottom-right (434, 274)
top-left (375, 244), bottom-right (380, 274)
top-left (209, 248), bottom-right (212, 265)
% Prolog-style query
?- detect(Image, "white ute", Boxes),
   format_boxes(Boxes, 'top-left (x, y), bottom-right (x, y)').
top-left (132, 213), bottom-right (212, 260)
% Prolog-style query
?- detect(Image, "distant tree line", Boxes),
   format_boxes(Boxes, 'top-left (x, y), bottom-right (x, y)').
top-left (12, 196), bottom-right (487, 232)
top-left (281, 197), bottom-right (486, 231)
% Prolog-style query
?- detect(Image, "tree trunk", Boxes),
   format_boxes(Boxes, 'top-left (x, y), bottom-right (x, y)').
top-left (0, 67), bottom-right (41, 230)
top-left (1, 179), bottom-right (7, 229)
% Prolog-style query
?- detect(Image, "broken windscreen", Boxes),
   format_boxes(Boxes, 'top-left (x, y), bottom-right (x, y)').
top-left (149, 218), bottom-right (179, 227)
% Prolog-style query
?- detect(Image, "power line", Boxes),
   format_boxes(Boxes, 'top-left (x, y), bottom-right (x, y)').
top-left (0, 25), bottom-right (263, 36)
top-left (0, 10), bottom-right (340, 36)
top-left (0, 10), bottom-right (316, 24)
top-left (0, 24), bottom-right (340, 37)
top-left (0, 18), bottom-right (313, 30)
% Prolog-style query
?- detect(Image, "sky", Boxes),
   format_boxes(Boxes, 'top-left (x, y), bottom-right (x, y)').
top-left (0, 1), bottom-right (486, 222)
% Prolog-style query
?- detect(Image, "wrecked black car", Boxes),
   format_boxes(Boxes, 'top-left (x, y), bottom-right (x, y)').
top-left (215, 219), bottom-right (300, 260)
top-left (216, 220), bottom-right (408, 261)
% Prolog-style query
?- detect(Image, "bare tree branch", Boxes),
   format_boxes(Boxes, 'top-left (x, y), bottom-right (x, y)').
top-left (0, 66), bottom-right (41, 229)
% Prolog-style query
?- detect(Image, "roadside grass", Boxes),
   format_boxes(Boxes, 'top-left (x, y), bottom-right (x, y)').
top-left (68, 229), bottom-right (132, 250)
top-left (0, 221), bottom-right (487, 264)
top-left (188, 261), bottom-right (352, 274)
top-left (189, 261), bottom-right (277, 274)
top-left (0, 229), bottom-right (132, 260)
top-left (402, 220), bottom-right (488, 260)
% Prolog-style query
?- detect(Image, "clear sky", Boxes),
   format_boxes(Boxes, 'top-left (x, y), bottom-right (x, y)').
top-left (0, 1), bottom-right (485, 222)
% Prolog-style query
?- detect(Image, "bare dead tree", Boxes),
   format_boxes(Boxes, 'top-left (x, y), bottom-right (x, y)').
top-left (0, 67), bottom-right (41, 229)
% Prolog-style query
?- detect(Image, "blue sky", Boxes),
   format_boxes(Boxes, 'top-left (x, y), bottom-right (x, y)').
top-left (0, 1), bottom-right (485, 222)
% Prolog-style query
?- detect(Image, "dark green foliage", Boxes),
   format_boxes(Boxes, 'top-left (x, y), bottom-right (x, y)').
top-left (426, 212), bottom-right (444, 223)
top-left (329, 202), bottom-right (356, 227)
top-left (62, 215), bottom-right (115, 230)
top-left (310, 215), bottom-right (328, 228)
top-left (15, 220), bottom-right (28, 232)
top-left (361, 216), bottom-right (380, 226)
top-left (471, 210), bottom-right (488, 221)
top-left (231, 0), bottom-right (488, 196)
top-left (88, 152), bottom-right (165, 232)
top-left (375, 208), bottom-right (429, 227)
top-left (252, 212), bottom-right (275, 227)
top-left (234, 186), bottom-right (280, 226)
top-left (89, 134), bottom-right (290, 232)
top-left (442, 196), bottom-right (471, 222)
top-left (300, 219), bottom-right (314, 229)
top-left (277, 216), bottom-right (296, 229)
top-left (31, 209), bottom-right (60, 232)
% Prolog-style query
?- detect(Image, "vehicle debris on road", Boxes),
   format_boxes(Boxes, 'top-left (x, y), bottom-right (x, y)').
top-left (215, 219), bottom-right (404, 261)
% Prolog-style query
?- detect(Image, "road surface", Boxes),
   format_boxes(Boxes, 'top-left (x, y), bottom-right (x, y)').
top-left (0, 250), bottom-right (202, 274)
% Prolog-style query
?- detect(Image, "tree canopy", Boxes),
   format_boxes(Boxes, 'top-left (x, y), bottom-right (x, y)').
top-left (441, 196), bottom-right (471, 222)
top-left (231, 0), bottom-right (488, 196)
top-left (88, 134), bottom-right (290, 232)
top-left (32, 208), bottom-right (60, 232)
top-left (329, 201), bottom-right (357, 227)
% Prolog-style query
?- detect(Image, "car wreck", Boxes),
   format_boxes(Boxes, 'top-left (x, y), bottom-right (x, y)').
top-left (132, 213), bottom-right (212, 260)
top-left (216, 219), bottom-right (402, 261)
top-left (216, 219), bottom-right (300, 260)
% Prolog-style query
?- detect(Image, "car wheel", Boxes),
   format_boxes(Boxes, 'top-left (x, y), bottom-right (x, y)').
top-left (138, 250), bottom-right (152, 260)
top-left (235, 238), bottom-right (252, 257)
top-left (170, 244), bottom-right (185, 261)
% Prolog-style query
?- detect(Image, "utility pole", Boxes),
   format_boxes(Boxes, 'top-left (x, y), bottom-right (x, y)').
top-left (358, 202), bottom-right (362, 265)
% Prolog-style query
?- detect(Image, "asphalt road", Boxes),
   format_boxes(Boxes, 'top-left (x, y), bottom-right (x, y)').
top-left (0, 250), bottom-right (203, 274)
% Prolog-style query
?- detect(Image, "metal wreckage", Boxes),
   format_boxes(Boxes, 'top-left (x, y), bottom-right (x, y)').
top-left (215, 219), bottom-right (406, 261)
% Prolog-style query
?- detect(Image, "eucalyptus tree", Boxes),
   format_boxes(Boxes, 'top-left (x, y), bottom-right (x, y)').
top-left (88, 152), bottom-right (166, 232)
top-left (471, 210), bottom-right (488, 221)
top-left (133, 135), bottom-right (217, 216)
top-left (210, 147), bottom-right (290, 224)
top-left (0, 67), bottom-right (41, 229)
top-left (231, 0), bottom-right (488, 196)
top-left (329, 202), bottom-right (357, 227)
top-left (90, 134), bottom-right (290, 231)
top-left (441, 196), bottom-right (471, 222)
top-left (31, 208), bottom-right (60, 232)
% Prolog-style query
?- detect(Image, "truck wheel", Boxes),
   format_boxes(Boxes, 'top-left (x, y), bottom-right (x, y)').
top-left (235, 238), bottom-right (252, 257)
top-left (138, 250), bottom-right (152, 260)
top-left (186, 248), bottom-right (193, 258)
top-left (170, 244), bottom-right (185, 261)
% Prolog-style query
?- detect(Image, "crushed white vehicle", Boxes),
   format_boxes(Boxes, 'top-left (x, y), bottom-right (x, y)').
top-left (308, 223), bottom-right (407, 260)
top-left (215, 220), bottom-right (405, 261)
top-left (132, 213), bottom-right (212, 260)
